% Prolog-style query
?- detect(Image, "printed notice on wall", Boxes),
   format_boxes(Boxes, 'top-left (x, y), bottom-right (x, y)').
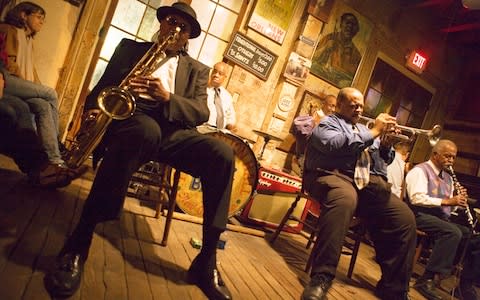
top-left (225, 32), bottom-right (277, 80)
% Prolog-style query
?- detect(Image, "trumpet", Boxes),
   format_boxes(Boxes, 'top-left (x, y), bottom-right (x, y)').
top-left (358, 116), bottom-right (442, 146)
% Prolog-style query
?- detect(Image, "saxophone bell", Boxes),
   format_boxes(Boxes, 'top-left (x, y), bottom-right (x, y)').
top-left (97, 87), bottom-right (136, 120)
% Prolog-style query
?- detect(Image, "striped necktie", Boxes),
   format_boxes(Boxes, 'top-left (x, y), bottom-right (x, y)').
top-left (214, 88), bottom-right (224, 128)
top-left (354, 149), bottom-right (370, 190)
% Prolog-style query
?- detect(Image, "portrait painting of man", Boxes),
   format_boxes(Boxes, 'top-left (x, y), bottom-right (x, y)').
top-left (310, 3), bottom-right (372, 88)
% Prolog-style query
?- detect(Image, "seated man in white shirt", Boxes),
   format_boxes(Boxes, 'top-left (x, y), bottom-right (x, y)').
top-left (405, 139), bottom-right (479, 300)
top-left (387, 141), bottom-right (411, 199)
top-left (206, 62), bottom-right (236, 131)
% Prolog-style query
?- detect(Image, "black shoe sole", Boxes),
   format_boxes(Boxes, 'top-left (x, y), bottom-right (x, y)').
top-left (44, 273), bottom-right (80, 298)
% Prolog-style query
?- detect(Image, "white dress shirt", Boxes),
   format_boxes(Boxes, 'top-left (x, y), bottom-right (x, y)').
top-left (387, 151), bottom-right (406, 198)
top-left (139, 56), bottom-right (178, 100)
top-left (206, 86), bottom-right (236, 129)
top-left (405, 160), bottom-right (453, 207)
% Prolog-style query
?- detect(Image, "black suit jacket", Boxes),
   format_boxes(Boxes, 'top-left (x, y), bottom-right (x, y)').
top-left (85, 38), bottom-right (210, 128)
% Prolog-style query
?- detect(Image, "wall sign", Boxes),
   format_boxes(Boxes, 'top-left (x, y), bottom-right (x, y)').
top-left (225, 32), bottom-right (278, 80)
top-left (406, 50), bottom-right (428, 74)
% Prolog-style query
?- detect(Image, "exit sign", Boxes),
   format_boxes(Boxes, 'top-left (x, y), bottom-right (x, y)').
top-left (406, 50), bottom-right (428, 74)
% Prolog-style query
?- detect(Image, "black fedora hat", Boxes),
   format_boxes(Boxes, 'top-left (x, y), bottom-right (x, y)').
top-left (156, 2), bottom-right (201, 38)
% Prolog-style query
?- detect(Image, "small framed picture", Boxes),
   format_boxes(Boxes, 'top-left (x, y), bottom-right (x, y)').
top-left (295, 90), bottom-right (324, 118)
top-left (284, 52), bottom-right (312, 86)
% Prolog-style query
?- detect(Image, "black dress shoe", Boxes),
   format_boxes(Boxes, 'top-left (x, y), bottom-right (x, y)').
top-left (413, 278), bottom-right (442, 300)
top-left (44, 253), bottom-right (84, 298)
top-left (301, 274), bottom-right (333, 300)
top-left (375, 289), bottom-right (411, 300)
top-left (187, 266), bottom-right (232, 300)
top-left (454, 283), bottom-right (479, 300)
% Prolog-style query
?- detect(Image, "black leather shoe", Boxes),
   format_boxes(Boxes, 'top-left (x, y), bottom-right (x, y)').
top-left (413, 278), bottom-right (442, 300)
top-left (44, 253), bottom-right (84, 298)
top-left (455, 283), bottom-right (478, 300)
top-left (375, 289), bottom-right (411, 300)
top-left (301, 274), bottom-right (333, 300)
top-left (187, 266), bottom-right (232, 300)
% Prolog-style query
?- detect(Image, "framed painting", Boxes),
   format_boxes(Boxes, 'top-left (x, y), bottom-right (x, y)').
top-left (310, 2), bottom-right (372, 88)
top-left (295, 90), bottom-right (324, 118)
top-left (247, 0), bottom-right (297, 45)
top-left (308, 0), bottom-right (334, 23)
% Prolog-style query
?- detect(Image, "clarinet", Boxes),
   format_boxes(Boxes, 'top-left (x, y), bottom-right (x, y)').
top-left (447, 165), bottom-right (477, 233)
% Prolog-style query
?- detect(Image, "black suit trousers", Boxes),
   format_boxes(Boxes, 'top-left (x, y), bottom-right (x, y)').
top-left (306, 174), bottom-right (417, 294)
top-left (80, 108), bottom-right (234, 232)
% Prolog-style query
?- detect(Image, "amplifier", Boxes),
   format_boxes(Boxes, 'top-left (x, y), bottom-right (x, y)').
top-left (239, 167), bottom-right (310, 233)
top-left (256, 167), bottom-right (302, 194)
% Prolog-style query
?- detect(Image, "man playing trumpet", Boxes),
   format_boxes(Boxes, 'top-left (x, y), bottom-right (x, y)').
top-left (301, 87), bottom-right (417, 300)
top-left (405, 139), bottom-right (480, 300)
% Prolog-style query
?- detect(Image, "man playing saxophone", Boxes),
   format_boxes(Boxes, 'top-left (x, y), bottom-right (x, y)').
top-left (405, 139), bottom-right (480, 300)
top-left (44, 3), bottom-right (233, 299)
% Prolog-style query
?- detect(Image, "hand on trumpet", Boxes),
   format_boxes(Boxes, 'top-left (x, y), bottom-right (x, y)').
top-left (379, 129), bottom-right (401, 148)
top-left (129, 75), bottom-right (170, 102)
top-left (370, 113), bottom-right (397, 138)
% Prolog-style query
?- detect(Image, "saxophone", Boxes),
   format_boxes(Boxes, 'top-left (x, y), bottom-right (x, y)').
top-left (65, 28), bottom-right (181, 169)
top-left (447, 165), bottom-right (477, 233)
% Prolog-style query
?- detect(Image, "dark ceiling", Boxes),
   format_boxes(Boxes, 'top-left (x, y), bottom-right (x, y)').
top-left (407, 0), bottom-right (480, 52)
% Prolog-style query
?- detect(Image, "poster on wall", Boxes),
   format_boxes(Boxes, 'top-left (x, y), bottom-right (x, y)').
top-left (310, 2), bottom-right (372, 88)
top-left (247, 0), bottom-right (297, 45)
top-left (307, 0), bottom-right (335, 22)
top-left (284, 52), bottom-right (311, 86)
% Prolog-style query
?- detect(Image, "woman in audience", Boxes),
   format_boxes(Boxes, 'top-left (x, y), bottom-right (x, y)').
top-left (0, 2), bottom-right (86, 186)
top-left (0, 2), bottom-right (86, 183)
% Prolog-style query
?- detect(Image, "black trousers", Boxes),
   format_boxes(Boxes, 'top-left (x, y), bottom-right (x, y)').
top-left (80, 108), bottom-right (234, 233)
top-left (306, 174), bottom-right (417, 294)
top-left (416, 212), bottom-right (480, 281)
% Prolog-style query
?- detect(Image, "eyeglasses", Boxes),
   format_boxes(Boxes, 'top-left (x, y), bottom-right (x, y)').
top-left (30, 13), bottom-right (45, 21)
top-left (165, 16), bottom-right (188, 33)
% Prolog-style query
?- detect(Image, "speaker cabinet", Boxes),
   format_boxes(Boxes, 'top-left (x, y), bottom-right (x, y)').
top-left (239, 192), bottom-right (309, 233)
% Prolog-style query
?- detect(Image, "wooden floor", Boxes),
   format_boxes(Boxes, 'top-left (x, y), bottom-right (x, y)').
top-left (0, 154), bottom-right (472, 300)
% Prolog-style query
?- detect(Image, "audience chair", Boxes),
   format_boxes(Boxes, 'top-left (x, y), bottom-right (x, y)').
top-left (127, 161), bottom-right (181, 246)
top-left (270, 188), bottom-right (365, 278)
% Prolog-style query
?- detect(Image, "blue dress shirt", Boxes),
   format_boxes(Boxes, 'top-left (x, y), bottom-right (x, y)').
top-left (304, 113), bottom-right (394, 179)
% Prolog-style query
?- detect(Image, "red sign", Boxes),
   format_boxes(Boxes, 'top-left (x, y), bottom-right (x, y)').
top-left (406, 50), bottom-right (428, 74)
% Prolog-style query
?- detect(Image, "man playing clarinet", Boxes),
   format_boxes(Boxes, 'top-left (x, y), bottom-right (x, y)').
top-left (405, 139), bottom-right (480, 300)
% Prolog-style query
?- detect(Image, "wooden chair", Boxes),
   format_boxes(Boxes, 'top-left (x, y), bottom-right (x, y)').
top-left (270, 188), bottom-right (365, 278)
top-left (127, 161), bottom-right (181, 246)
top-left (414, 229), bottom-right (429, 266)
